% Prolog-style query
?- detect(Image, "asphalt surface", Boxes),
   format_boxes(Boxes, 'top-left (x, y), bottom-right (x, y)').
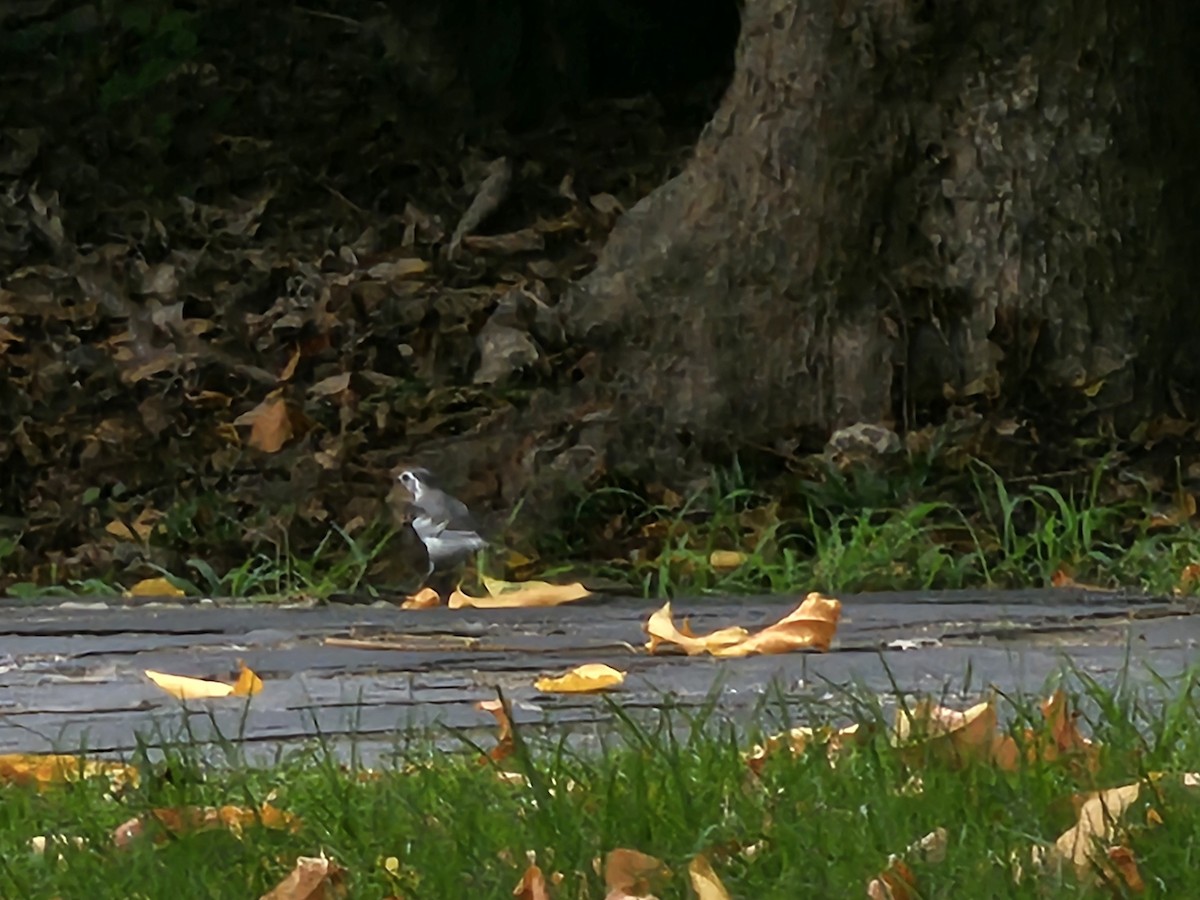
top-left (0, 589), bottom-right (1195, 762)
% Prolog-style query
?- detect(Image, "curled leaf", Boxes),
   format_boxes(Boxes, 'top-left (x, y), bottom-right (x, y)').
top-left (645, 593), bottom-right (840, 657)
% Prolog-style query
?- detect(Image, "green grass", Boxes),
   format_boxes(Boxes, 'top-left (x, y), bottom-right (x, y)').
top-left (4, 674), bottom-right (1200, 898)
top-left (553, 459), bottom-right (1200, 600)
top-left (6, 458), bottom-right (1200, 602)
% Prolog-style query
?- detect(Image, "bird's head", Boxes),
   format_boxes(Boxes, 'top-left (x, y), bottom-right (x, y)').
top-left (397, 467), bottom-right (435, 502)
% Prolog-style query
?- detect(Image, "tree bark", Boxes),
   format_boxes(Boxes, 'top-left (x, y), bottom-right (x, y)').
top-left (557, 0), bottom-right (1200, 477)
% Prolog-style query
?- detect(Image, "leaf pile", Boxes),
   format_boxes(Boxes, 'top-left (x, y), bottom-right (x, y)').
top-left (0, 2), bottom-right (713, 590)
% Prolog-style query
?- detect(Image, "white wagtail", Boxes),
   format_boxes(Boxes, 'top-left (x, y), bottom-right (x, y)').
top-left (397, 467), bottom-right (487, 587)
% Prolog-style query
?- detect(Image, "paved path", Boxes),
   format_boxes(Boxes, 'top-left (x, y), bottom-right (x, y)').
top-left (0, 590), bottom-right (1195, 761)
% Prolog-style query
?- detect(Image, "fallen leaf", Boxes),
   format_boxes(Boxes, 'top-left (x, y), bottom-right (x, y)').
top-left (1049, 569), bottom-right (1114, 591)
top-left (145, 662), bottom-right (263, 700)
top-left (0, 753), bottom-right (139, 791)
top-left (476, 696), bottom-right (515, 765)
top-left (708, 550), bottom-right (747, 570)
top-left (988, 691), bottom-right (1099, 774)
top-left (367, 257), bottom-right (429, 281)
top-left (713, 593), bottom-right (841, 656)
top-left (1178, 562), bottom-right (1200, 594)
top-left (513, 862), bottom-right (551, 900)
top-left (1146, 491), bottom-right (1197, 530)
top-left (644, 603), bottom-right (748, 655)
top-left (867, 828), bottom-right (948, 900)
top-left (893, 698), bottom-right (997, 767)
top-left (114, 802), bottom-right (300, 848)
top-left (645, 593), bottom-right (840, 657)
top-left (1052, 783), bottom-right (1141, 880)
top-left (309, 372), bottom-right (352, 397)
top-left (688, 855), bottom-right (730, 900)
top-left (1103, 846), bottom-right (1144, 893)
top-left (260, 854), bottom-right (346, 900)
top-left (450, 576), bottom-right (591, 609)
top-left (279, 345), bottom-right (301, 381)
top-left (400, 586), bottom-right (442, 609)
top-left (603, 849), bottom-right (669, 899)
top-left (104, 507), bottom-right (163, 542)
top-left (124, 576), bottom-right (185, 598)
top-left (235, 393), bottom-right (295, 453)
top-left (535, 664), bottom-right (625, 694)
top-left (745, 723), bottom-right (867, 773)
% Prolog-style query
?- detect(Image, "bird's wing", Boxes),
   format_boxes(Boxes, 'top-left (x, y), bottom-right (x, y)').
top-left (441, 494), bottom-right (482, 533)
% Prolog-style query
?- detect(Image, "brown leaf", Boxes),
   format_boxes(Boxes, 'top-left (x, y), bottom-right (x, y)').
top-left (512, 862), bottom-right (551, 900)
top-left (1103, 846), bottom-right (1145, 893)
top-left (867, 828), bottom-right (947, 900)
top-left (603, 849), bottom-right (669, 899)
top-left (235, 393), bottom-right (295, 453)
top-left (114, 802), bottom-right (300, 848)
top-left (476, 697), bottom-right (515, 765)
top-left (260, 855), bottom-right (346, 900)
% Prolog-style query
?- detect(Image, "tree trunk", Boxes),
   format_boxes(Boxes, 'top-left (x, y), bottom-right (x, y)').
top-left (556, 0), bottom-right (1200, 478)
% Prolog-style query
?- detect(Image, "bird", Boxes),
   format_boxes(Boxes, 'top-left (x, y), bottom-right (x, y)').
top-left (396, 467), bottom-right (487, 590)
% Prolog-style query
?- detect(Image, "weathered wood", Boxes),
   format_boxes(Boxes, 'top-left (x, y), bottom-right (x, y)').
top-left (0, 590), bottom-right (1195, 763)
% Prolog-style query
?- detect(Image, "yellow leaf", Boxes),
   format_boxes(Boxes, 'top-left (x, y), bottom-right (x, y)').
top-left (259, 854), bottom-right (345, 900)
top-left (644, 602), bottom-right (749, 655)
top-left (104, 508), bottom-right (162, 542)
top-left (745, 723), bottom-right (867, 773)
top-left (644, 593), bottom-right (840, 657)
top-left (124, 576), bottom-right (184, 598)
top-left (712, 592), bottom-right (841, 656)
top-left (279, 344), bottom-right (301, 382)
top-left (0, 753), bottom-right (139, 791)
top-left (449, 576), bottom-right (590, 609)
top-left (145, 663), bottom-right (263, 701)
top-left (400, 586), bottom-right (442, 609)
top-left (231, 662), bottom-right (264, 696)
top-left (535, 664), bottom-right (625, 693)
top-left (708, 550), bottom-right (747, 570)
top-left (688, 855), bottom-right (731, 900)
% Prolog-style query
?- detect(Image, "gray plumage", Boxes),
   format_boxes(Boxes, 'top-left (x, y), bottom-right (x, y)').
top-left (397, 468), bottom-right (487, 582)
